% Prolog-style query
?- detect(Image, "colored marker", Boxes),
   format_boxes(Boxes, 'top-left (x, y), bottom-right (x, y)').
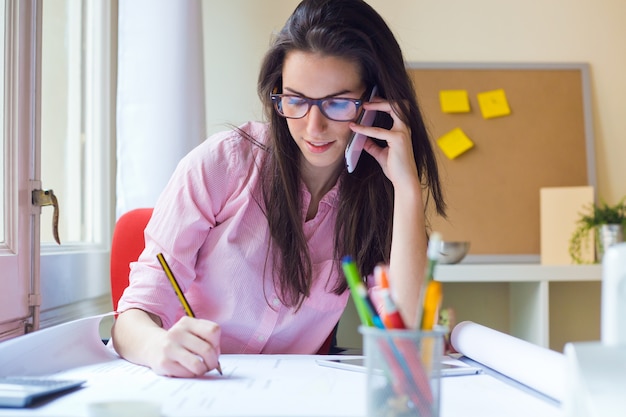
top-left (374, 265), bottom-right (407, 330)
top-left (419, 232), bottom-right (443, 331)
top-left (341, 256), bottom-right (374, 327)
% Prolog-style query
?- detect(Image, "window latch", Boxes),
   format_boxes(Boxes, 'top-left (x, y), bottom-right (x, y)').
top-left (32, 189), bottom-right (61, 245)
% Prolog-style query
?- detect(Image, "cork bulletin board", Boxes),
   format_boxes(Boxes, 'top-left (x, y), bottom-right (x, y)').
top-left (408, 63), bottom-right (596, 261)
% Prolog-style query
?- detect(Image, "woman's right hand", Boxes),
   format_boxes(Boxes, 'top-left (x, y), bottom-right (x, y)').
top-left (148, 316), bottom-right (222, 378)
top-left (112, 309), bottom-right (221, 378)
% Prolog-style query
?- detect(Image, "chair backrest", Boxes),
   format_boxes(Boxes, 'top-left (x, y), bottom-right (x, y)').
top-left (110, 208), bottom-right (153, 311)
top-left (109, 206), bottom-right (336, 353)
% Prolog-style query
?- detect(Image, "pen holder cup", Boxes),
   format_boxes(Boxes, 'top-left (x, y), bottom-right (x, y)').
top-left (360, 326), bottom-right (444, 417)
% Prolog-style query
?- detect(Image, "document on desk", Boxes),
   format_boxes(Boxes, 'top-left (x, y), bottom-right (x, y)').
top-left (0, 314), bottom-right (366, 417)
top-left (49, 355), bottom-right (367, 417)
top-left (0, 314), bottom-right (563, 417)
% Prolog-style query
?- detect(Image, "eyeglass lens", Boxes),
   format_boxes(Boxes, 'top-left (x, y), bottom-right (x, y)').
top-left (273, 95), bottom-right (360, 121)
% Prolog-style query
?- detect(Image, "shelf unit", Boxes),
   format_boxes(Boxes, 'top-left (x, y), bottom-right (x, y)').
top-left (435, 264), bottom-right (603, 350)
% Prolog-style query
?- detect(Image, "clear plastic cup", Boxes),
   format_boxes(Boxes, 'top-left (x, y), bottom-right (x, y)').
top-left (360, 326), bottom-right (444, 417)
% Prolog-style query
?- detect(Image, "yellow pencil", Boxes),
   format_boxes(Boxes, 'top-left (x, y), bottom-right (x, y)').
top-left (156, 253), bottom-right (222, 375)
top-left (157, 253), bottom-right (195, 317)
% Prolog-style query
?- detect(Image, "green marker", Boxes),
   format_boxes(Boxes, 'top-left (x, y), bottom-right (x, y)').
top-left (341, 256), bottom-right (374, 327)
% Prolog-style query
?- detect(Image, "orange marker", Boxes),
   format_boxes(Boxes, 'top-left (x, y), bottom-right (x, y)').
top-left (375, 263), bottom-right (390, 289)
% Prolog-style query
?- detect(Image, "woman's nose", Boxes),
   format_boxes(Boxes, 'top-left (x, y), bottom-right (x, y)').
top-left (305, 104), bottom-right (327, 135)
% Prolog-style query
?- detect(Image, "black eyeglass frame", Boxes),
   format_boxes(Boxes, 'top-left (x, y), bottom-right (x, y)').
top-left (269, 92), bottom-right (368, 122)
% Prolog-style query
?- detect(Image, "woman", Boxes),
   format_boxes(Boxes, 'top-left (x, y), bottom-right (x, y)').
top-left (111, 0), bottom-right (445, 378)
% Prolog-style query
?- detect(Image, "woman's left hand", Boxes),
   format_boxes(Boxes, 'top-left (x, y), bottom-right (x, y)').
top-left (350, 99), bottom-right (419, 189)
top-left (351, 99), bottom-right (427, 327)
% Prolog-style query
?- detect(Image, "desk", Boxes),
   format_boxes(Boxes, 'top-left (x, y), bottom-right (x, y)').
top-left (0, 315), bottom-right (563, 417)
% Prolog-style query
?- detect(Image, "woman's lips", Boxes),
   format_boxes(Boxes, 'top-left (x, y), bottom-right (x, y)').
top-left (305, 140), bottom-right (334, 153)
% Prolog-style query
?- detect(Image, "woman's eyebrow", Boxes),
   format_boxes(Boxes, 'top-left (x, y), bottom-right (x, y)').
top-left (283, 87), bottom-right (352, 98)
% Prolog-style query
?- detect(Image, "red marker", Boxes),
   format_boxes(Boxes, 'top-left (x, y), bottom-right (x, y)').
top-left (381, 289), bottom-right (406, 329)
top-left (375, 265), bottom-right (407, 329)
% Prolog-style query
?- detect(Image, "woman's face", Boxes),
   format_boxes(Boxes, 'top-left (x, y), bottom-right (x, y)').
top-left (281, 51), bottom-right (366, 174)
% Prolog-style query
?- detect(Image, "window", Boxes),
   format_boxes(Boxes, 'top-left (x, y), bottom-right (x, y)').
top-left (38, 0), bottom-right (114, 327)
top-left (0, 0), bottom-right (115, 339)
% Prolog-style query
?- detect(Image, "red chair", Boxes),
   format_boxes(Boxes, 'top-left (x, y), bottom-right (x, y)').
top-left (110, 208), bottom-right (154, 311)
top-left (109, 207), bottom-right (336, 353)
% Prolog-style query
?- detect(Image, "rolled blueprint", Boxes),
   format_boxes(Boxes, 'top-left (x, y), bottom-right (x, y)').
top-left (451, 321), bottom-right (566, 402)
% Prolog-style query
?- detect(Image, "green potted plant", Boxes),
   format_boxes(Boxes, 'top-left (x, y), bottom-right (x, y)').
top-left (569, 198), bottom-right (626, 264)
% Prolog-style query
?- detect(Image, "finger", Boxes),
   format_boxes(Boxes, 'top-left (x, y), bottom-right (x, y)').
top-left (362, 99), bottom-right (391, 113)
top-left (175, 317), bottom-right (222, 374)
top-left (349, 123), bottom-right (401, 145)
top-left (176, 351), bottom-right (211, 377)
top-left (158, 335), bottom-right (210, 377)
top-left (151, 350), bottom-right (203, 378)
top-left (187, 342), bottom-right (222, 375)
top-left (363, 100), bottom-right (409, 131)
top-left (363, 138), bottom-right (387, 160)
top-left (350, 121), bottom-right (388, 139)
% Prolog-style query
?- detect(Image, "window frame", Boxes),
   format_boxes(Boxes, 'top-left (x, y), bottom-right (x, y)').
top-left (0, 0), bottom-right (115, 339)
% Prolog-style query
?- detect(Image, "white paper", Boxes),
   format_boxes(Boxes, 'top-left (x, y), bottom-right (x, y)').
top-left (0, 356), bottom-right (366, 417)
top-left (0, 313), bottom-right (118, 377)
top-left (0, 315), bottom-right (366, 417)
top-left (451, 321), bottom-right (567, 402)
top-left (0, 314), bottom-right (563, 417)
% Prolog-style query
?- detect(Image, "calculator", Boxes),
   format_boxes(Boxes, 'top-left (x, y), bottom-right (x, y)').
top-left (0, 377), bottom-right (86, 407)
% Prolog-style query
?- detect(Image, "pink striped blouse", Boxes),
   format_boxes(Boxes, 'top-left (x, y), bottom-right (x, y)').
top-left (117, 121), bottom-right (350, 354)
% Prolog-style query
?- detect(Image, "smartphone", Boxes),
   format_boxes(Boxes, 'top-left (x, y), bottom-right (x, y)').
top-left (345, 85), bottom-right (378, 173)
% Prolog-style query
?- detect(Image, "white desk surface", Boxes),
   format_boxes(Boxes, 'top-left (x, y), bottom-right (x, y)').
top-left (0, 315), bottom-right (563, 417)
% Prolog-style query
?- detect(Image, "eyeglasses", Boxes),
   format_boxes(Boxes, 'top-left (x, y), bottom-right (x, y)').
top-left (270, 93), bottom-right (365, 122)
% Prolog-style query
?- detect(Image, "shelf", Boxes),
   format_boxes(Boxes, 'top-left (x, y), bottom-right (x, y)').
top-left (434, 263), bottom-right (603, 349)
top-left (435, 263), bottom-right (602, 283)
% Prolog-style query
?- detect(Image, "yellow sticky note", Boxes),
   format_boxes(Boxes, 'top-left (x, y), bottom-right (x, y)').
top-left (437, 127), bottom-right (474, 159)
top-left (477, 88), bottom-right (511, 119)
top-left (439, 90), bottom-right (470, 113)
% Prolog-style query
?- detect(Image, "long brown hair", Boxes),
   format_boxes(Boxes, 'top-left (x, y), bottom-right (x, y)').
top-left (255, 0), bottom-right (446, 309)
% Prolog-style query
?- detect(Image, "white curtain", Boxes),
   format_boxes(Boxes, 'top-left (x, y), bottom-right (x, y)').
top-left (116, 0), bottom-right (206, 219)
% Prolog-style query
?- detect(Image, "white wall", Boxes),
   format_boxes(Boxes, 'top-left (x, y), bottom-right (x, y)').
top-left (203, 0), bottom-right (626, 204)
top-left (202, 1), bottom-right (299, 133)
